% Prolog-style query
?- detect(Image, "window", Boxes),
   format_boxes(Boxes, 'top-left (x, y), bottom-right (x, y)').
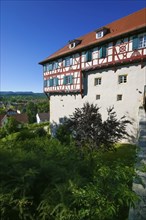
top-left (69, 42), bottom-right (75, 49)
top-left (96, 31), bottom-right (104, 39)
top-left (47, 64), bottom-right (53, 71)
top-left (68, 39), bottom-right (81, 49)
top-left (99, 45), bottom-right (107, 58)
top-left (96, 95), bottom-right (100, 100)
top-left (94, 77), bottom-right (102, 85)
top-left (43, 65), bottom-right (47, 72)
top-left (47, 77), bottom-right (59, 87)
top-left (85, 50), bottom-right (92, 62)
top-left (63, 75), bottom-right (73, 85)
top-left (44, 80), bottom-right (47, 87)
top-left (139, 34), bottom-right (146, 48)
top-left (118, 75), bottom-right (127, 84)
top-left (117, 94), bottom-right (122, 101)
top-left (63, 57), bottom-right (73, 67)
top-left (133, 34), bottom-right (146, 50)
top-left (52, 62), bottom-right (58, 70)
top-left (95, 27), bottom-right (109, 39)
top-left (52, 77), bottom-right (59, 86)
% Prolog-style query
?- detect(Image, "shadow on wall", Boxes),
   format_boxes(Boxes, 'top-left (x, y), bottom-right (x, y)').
top-left (125, 112), bottom-right (138, 145)
top-left (50, 117), bottom-right (68, 137)
top-left (50, 113), bottom-right (137, 145)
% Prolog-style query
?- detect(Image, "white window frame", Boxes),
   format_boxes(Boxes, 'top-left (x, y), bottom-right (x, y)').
top-left (69, 42), bottom-right (75, 49)
top-left (139, 34), bottom-right (146, 48)
top-left (118, 75), bottom-right (127, 84)
top-left (94, 77), bottom-right (102, 86)
top-left (96, 31), bottom-right (104, 39)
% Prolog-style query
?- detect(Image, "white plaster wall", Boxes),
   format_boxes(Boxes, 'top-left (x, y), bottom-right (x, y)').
top-left (50, 64), bottom-right (146, 142)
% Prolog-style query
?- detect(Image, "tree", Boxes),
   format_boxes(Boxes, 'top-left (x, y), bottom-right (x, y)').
top-left (26, 101), bottom-right (37, 123)
top-left (37, 101), bottom-right (49, 113)
top-left (65, 102), bottom-right (131, 151)
top-left (5, 117), bottom-right (20, 134)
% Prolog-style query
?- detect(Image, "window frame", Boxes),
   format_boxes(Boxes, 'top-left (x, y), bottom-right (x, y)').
top-left (96, 94), bottom-right (101, 100)
top-left (138, 34), bottom-right (146, 49)
top-left (94, 77), bottom-right (102, 86)
top-left (63, 75), bottom-right (73, 85)
top-left (96, 31), bottom-right (104, 39)
top-left (117, 94), bottom-right (122, 101)
top-left (118, 75), bottom-right (127, 84)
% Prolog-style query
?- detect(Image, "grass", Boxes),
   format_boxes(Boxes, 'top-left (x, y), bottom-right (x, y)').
top-left (101, 143), bottom-right (137, 167)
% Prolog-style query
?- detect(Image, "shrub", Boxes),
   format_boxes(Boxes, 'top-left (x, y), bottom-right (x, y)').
top-left (66, 102), bottom-right (131, 151)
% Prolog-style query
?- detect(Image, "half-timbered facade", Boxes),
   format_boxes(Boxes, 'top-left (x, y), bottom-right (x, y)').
top-left (39, 8), bottom-right (146, 141)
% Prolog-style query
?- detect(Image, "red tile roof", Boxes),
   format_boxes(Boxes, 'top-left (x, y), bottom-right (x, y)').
top-left (13, 114), bottom-right (29, 124)
top-left (37, 112), bottom-right (50, 121)
top-left (39, 8), bottom-right (146, 64)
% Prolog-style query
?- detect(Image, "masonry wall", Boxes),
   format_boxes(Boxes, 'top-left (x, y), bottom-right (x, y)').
top-left (50, 63), bottom-right (146, 142)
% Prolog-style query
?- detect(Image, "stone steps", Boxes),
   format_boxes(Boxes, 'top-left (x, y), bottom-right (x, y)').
top-left (129, 107), bottom-right (146, 220)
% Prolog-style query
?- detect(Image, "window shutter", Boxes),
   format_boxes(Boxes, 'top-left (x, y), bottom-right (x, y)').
top-left (99, 46), bottom-right (107, 58)
top-left (47, 79), bottom-right (50, 87)
top-left (54, 77), bottom-right (58, 86)
top-left (55, 62), bottom-right (58, 69)
top-left (63, 76), bottom-right (67, 85)
top-left (49, 79), bottom-right (53, 87)
top-left (132, 36), bottom-right (138, 50)
top-left (44, 80), bottom-right (47, 87)
top-left (69, 75), bottom-right (73, 84)
top-left (49, 64), bottom-right (53, 71)
top-left (43, 65), bottom-right (47, 72)
top-left (85, 51), bottom-right (92, 62)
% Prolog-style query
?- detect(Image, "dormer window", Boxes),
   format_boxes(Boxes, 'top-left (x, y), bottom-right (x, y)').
top-left (68, 39), bottom-right (81, 49)
top-left (69, 42), bottom-right (76, 49)
top-left (95, 27), bottom-right (109, 39)
top-left (96, 31), bottom-right (104, 39)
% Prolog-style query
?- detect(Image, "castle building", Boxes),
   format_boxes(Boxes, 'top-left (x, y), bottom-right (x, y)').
top-left (39, 8), bottom-right (146, 142)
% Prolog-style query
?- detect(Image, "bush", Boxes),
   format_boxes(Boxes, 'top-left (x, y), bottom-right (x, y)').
top-left (34, 127), bottom-right (47, 137)
top-left (66, 102), bottom-right (131, 151)
top-left (0, 136), bottom-right (137, 219)
top-left (56, 123), bottom-right (72, 145)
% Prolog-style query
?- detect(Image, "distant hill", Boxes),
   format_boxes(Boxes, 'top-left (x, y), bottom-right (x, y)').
top-left (0, 91), bottom-right (45, 97)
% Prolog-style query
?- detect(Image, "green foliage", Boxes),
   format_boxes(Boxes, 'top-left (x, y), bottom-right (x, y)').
top-left (0, 134), bottom-right (137, 220)
top-left (26, 102), bottom-right (37, 124)
top-left (16, 129), bottom-right (35, 141)
top-left (34, 127), bottom-right (47, 137)
top-left (66, 102), bottom-right (131, 151)
top-left (0, 127), bottom-right (7, 138)
top-left (56, 123), bottom-right (72, 145)
top-left (37, 101), bottom-right (49, 113)
top-left (5, 116), bottom-right (21, 134)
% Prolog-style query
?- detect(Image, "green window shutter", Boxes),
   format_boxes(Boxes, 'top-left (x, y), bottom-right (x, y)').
top-left (55, 62), bottom-right (58, 69)
top-left (69, 75), bottom-right (73, 84)
top-left (47, 79), bottom-right (50, 87)
top-left (43, 65), bottom-right (47, 72)
top-left (49, 64), bottom-right (53, 71)
top-left (49, 79), bottom-right (53, 87)
top-left (88, 51), bottom-right (92, 61)
top-left (44, 80), bottom-right (47, 87)
top-left (99, 46), bottom-right (107, 58)
top-left (54, 77), bottom-right (58, 86)
top-left (63, 76), bottom-right (67, 85)
top-left (132, 36), bottom-right (138, 50)
top-left (85, 51), bottom-right (92, 62)
top-left (70, 57), bottom-right (73, 65)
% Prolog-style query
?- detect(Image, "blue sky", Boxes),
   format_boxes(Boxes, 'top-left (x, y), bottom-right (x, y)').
top-left (1, 0), bottom-right (146, 92)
